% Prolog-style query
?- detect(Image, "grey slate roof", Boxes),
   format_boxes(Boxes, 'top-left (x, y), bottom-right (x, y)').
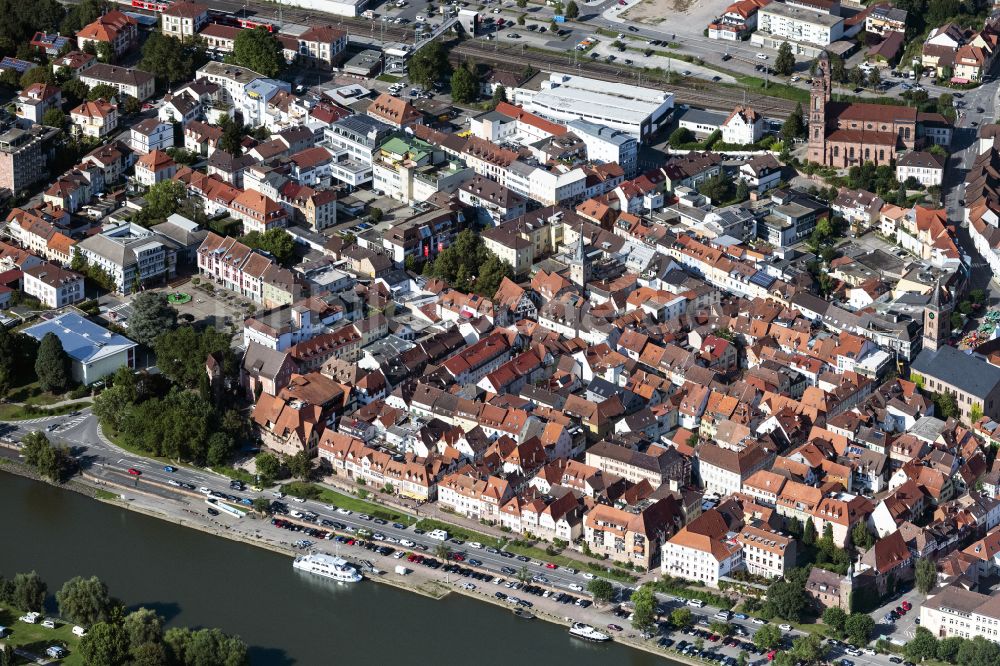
top-left (910, 345), bottom-right (1000, 399)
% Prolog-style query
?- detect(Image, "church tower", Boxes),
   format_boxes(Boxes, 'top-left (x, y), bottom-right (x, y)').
top-left (923, 279), bottom-right (953, 352)
top-left (569, 233), bottom-right (591, 288)
top-left (807, 52), bottom-right (831, 165)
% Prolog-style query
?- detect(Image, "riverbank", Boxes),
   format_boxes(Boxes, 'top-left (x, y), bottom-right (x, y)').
top-left (0, 459), bottom-right (685, 664)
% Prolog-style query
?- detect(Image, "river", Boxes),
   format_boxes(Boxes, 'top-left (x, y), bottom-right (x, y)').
top-left (0, 471), bottom-right (668, 665)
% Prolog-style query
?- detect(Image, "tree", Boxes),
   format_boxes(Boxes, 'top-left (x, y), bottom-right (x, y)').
top-left (738, 651), bottom-right (750, 666)
top-left (232, 26), bottom-right (283, 78)
top-left (21, 430), bottom-right (67, 483)
top-left (933, 391), bottom-right (959, 419)
top-left (791, 634), bottom-right (827, 664)
top-left (765, 578), bottom-right (806, 622)
top-left (140, 32), bottom-right (195, 85)
top-left (849, 66), bottom-right (866, 87)
top-left (956, 636), bottom-right (1000, 666)
top-left (139, 179), bottom-right (187, 225)
top-left (56, 576), bottom-right (116, 626)
top-left (587, 578), bottom-right (614, 603)
top-left (516, 566), bottom-right (531, 583)
top-left (936, 637), bottom-right (963, 664)
top-left (754, 623), bottom-right (782, 650)
top-left (517, 0), bottom-right (527, 6)
top-left (40, 105), bottom-right (65, 128)
top-left (868, 67), bottom-right (881, 89)
top-left (434, 542), bottom-right (451, 560)
top-left (20, 65), bottom-right (56, 90)
top-left (255, 452), bottom-right (281, 486)
top-left (565, 0), bottom-right (579, 18)
top-left (218, 115), bottom-right (244, 155)
top-left (408, 41), bottom-right (450, 89)
top-left (450, 65), bottom-right (479, 104)
top-left (239, 228), bottom-right (296, 265)
top-left (698, 173), bottom-right (735, 203)
top-left (803, 518), bottom-right (817, 546)
top-left (710, 620), bottom-right (733, 636)
top-left (35, 332), bottom-right (71, 393)
top-left (164, 627), bottom-right (248, 666)
top-left (81, 622), bottom-right (130, 666)
top-left (775, 42), bottom-right (795, 76)
top-left (669, 126), bottom-right (694, 147)
top-left (916, 557), bottom-right (937, 594)
top-left (12, 571), bottom-right (47, 612)
top-left (630, 584), bottom-right (657, 633)
top-left (129, 292), bottom-right (178, 346)
top-left (905, 627), bottom-right (939, 662)
top-left (670, 607), bottom-right (694, 628)
top-left (96, 41), bottom-right (114, 64)
top-left (852, 521), bottom-right (875, 550)
top-left (823, 607), bottom-right (848, 636)
top-left (781, 102), bottom-right (806, 143)
top-left (830, 53), bottom-right (846, 83)
top-left (153, 326), bottom-right (232, 389)
top-left (286, 451), bottom-right (312, 480)
top-left (844, 613), bottom-right (876, 647)
top-left (488, 84), bottom-right (506, 110)
top-left (123, 607), bottom-right (164, 650)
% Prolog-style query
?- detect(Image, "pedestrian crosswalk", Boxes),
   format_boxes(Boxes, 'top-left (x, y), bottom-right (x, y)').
top-left (5, 414), bottom-right (89, 429)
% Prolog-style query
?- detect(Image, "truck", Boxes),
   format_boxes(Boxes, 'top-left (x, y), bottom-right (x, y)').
top-left (394, 565), bottom-right (411, 575)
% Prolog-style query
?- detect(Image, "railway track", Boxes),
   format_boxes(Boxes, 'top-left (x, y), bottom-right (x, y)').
top-left (452, 41), bottom-right (797, 117)
top-left (114, 0), bottom-right (795, 116)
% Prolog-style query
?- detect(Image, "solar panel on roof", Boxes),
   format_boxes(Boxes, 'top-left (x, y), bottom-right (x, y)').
top-left (749, 271), bottom-right (776, 289)
top-left (0, 57), bottom-right (36, 73)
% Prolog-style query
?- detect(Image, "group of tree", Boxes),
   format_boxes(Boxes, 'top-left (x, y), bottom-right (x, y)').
top-left (230, 26), bottom-right (284, 78)
top-left (239, 228), bottom-right (297, 266)
top-left (0, 0), bottom-right (65, 59)
top-left (821, 607), bottom-right (875, 646)
top-left (697, 173), bottom-right (736, 204)
top-left (782, 102), bottom-right (806, 142)
top-left (4, 570), bottom-right (249, 666)
top-left (408, 41), bottom-right (451, 89)
top-left (135, 179), bottom-right (190, 226)
top-left (422, 229), bottom-right (513, 297)
top-left (906, 626), bottom-right (1000, 666)
top-left (140, 32), bottom-right (205, 86)
top-left (93, 358), bottom-right (242, 467)
top-left (71, 251), bottom-right (117, 292)
top-left (21, 430), bottom-right (73, 482)
top-left (154, 324), bottom-right (237, 391)
top-left (630, 584), bottom-right (658, 632)
top-left (0, 325), bottom-right (38, 395)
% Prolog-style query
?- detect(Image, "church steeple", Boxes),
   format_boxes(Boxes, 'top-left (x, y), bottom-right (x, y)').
top-left (807, 52), bottom-right (830, 165)
top-left (923, 278), bottom-right (952, 352)
top-left (569, 232), bottom-right (591, 288)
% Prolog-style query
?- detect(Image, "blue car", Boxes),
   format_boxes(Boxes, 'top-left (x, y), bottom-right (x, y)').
top-left (163, 466), bottom-right (176, 473)
top-left (240, 498), bottom-right (253, 506)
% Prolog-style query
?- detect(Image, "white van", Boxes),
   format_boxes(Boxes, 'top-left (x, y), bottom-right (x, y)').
top-left (72, 625), bottom-right (88, 637)
top-left (714, 610), bottom-right (732, 620)
top-left (428, 528), bottom-right (450, 540)
top-left (687, 599), bottom-right (705, 608)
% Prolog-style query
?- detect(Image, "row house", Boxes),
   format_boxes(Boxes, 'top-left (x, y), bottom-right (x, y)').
top-left (318, 431), bottom-right (440, 501)
top-left (586, 498), bottom-right (680, 571)
top-left (437, 471), bottom-right (515, 521)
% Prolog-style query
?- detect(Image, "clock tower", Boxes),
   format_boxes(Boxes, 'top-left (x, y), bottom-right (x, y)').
top-left (923, 279), bottom-right (952, 352)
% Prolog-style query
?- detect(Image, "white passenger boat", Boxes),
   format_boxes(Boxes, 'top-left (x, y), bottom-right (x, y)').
top-left (293, 553), bottom-right (363, 583)
top-left (569, 622), bottom-right (611, 642)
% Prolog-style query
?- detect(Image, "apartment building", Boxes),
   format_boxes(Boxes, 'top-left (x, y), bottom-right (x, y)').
top-left (735, 524), bottom-right (796, 580)
top-left (75, 222), bottom-right (179, 294)
top-left (70, 100), bottom-right (118, 139)
top-left (22, 262), bottom-right (84, 308)
top-left (76, 11), bottom-right (138, 57)
top-left (584, 440), bottom-right (691, 490)
top-left (920, 585), bottom-right (1000, 641)
top-left (0, 125), bottom-right (59, 193)
top-left (160, 2), bottom-right (209, 39)
top-left (662, 509), bottom-right (743, 587)
top-left (79, 64), bottom-right (155, 102)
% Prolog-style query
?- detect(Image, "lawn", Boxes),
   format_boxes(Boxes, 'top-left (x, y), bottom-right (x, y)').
top-left (413, 518), bottom-right (506, 549)
top-left (0, 603), bottom-right (83, 665)
top-left (280, 482), bottom-right (417, 525)
top-left (376, 73), bottom-right (402, 82)
top-left (0, 401), bottom-right (90, 421)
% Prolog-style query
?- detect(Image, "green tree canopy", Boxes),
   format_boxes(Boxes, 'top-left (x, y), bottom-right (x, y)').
top-left (916, 557), bottom-right (937, 594)
top-left (851, 521), bottom-right (875, 550)
top-left (56, 575), bottom-right (118, 626)
top-left (782, 102), bottom-right (805, 142)
top-left (41, 107), bottom-right (65, 128)
top-left (254, 452), bottom-right (282, 486)
top-left (823, 607), bottom-right (847, 636)
top-left (137, 179), bottom-right (188, 226)
top-left (450, 65), bottom-right (479, 104)
top-left (630, 584), bottom-right (657, 633)
top-left (905, 627), bottom-right (938, 662)
top-left (140, 32), bottom-right (197, 85)
top-left (775, 42), bottom-right (795, 76)
top-left (239, 228), bottom-right (296, 266)
top-left (128, 292), bottom-right (179, 346)
top-left (753, 623), bottom-right (782, 649)
top-left (565, 0), bottom-right (579, 18)
top-left (423, 229), bottom-right (513, 296)
top-left (35, 331), bottom-right (71, 393)
top-left (586, 578), bottom-right (614, 603)
top-left (764, 578), bottom-right (806, 622)
top-left (153, 325), bottom-right (233, 389)
top-left (408, 41), bottom-right (451, 88)
top-left (670, 607), bottom-right (694, 628)
top-left (844, 613), bottom-right (875, 646)
top-left (232, 26), bottom-right (283, 78)
top-left (12, 571), bottom-right (47, 612)
top-left (81, 622), bottom-right (130, 666)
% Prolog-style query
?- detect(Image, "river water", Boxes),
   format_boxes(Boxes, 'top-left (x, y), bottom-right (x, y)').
top-left (0, 471), bottom-right (667, 665)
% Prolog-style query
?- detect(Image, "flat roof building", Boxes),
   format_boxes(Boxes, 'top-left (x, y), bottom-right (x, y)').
top-left (23, 311), bottom-right (137, 385)
top-left (519, 73), bottom-right (673, 143)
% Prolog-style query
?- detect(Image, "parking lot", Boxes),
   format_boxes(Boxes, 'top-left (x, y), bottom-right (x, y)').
top-left (869, 587), bottom-right (922, 643)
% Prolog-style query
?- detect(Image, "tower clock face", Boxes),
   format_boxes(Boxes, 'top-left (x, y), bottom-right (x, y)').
top-left (928, 312), bottom-right (935, 319)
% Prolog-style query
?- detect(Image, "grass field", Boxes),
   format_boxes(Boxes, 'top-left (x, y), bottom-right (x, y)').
top-left (0, 603), bottom-right (83, 665)
top-left (280, 482), bottom-right (417, 525)
top-left (0, 401), bottom-right (89, 421)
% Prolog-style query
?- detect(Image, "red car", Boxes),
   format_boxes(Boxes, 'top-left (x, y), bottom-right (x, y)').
top-left (767, 652), bottom-right (776, 662)
top-left (127, 468), bottom-right (141, 476)
top-left (902, 601), bottom-right (912, 611)
top-left (545, 562), bottom-right (558, 569)
top-left (346, 539), bottom-right (355, 545)
top-left (452, 553), bottom-right (464, 562)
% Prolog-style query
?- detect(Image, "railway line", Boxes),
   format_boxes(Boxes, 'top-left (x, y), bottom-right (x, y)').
top-left (452, 41), bottom-right (797, 117)
top-left (112, 0), bottom-right (795, 116)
